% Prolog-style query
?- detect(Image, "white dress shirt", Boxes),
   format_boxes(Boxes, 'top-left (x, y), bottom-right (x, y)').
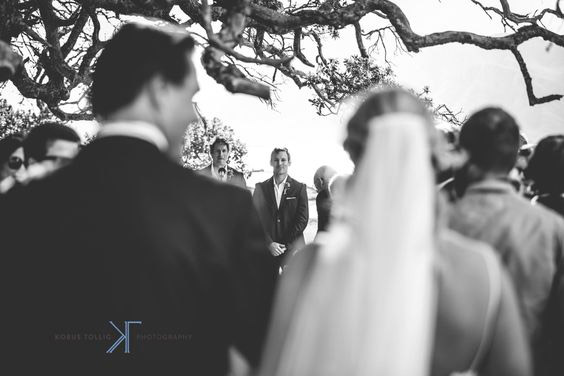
top-left (210, 163), bottom-right (228, 181)
top-left (97, 121), bottom-right (169, 152)
top-left (273, 176), bottom-right (288, 209)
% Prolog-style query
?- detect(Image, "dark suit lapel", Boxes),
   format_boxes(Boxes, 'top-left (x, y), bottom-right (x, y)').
top-left (278, 176), bottom-right (293, 213)
top-left (263, 177), bottom-right (278, 214)
top-left (201, 164), bottom-right (213, 177)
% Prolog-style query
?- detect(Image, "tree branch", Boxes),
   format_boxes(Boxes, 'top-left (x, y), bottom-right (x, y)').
top-left (353, 22), bottom-right (368, 58)
top-left (293, 28), bottom-right (315, 67)
top-left (200, 0), bottom-right (271, 99)
top-left (510, 46), bottom-right (563, 105)
top-left (48, 104), bottom-right (93, 120)
top-left (3, 0), bottom-right (563, 116)
top-left (61, 6), bottom-right (88, 57)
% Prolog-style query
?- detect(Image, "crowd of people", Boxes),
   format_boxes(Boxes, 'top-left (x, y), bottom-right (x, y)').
top-left (1, 21), bottom-right (564, 376)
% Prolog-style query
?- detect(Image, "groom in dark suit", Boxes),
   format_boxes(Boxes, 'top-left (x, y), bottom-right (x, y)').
top-left (0, 23), bottom-right (275, 375)
top-left (253, 147), bottom-right (309, 269)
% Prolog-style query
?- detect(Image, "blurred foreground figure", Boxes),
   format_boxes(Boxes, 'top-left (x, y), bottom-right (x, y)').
top-left (448, 109), bottom-right (564, 376)
top-left (23, 122), bottom-right (81, 181)
top-left (0, 22), bottom-right (275, 375)
top-left (259, 88), bottom-right (530, 376)
top-left (0, 39), bottom-right (22, 81)
top-left (526, 135), bottom-right (564, 217)
top-left (24, 122), bottom-right (81, 167)
top-left (0, 134), bottom-right (26, 194)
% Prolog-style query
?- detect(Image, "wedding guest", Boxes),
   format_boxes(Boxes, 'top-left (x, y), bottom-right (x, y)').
top-left (253, 147), bottom-right (309, 269)
top-left (525, 135), bottom-right (564, 217)
top-left (313, 165), bottom-right (336, 234)
top-left (260, 88), bottom-right (530, 376)
top-left (524, 135), bottom-right (564, 376)
top-left (448, 108), bottom-right (564, 375)
top-left (0, 134), bottom-right (26, 194)
top-left (0, 22), bottom-right (275, 375)
top-left (197, 137), bottom-right (246, 188)
top-left (24, 122), bottom-right (81, 168)
top-left (22, 122), bottom-right (81, 181)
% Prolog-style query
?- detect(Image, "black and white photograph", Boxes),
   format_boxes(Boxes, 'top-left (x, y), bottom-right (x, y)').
top-left (0, 0), bottom-right (563, 375)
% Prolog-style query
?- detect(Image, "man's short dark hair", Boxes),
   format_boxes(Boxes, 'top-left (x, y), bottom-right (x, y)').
top-left (0, 134), bottom-right (24, 165)
top-left (91, 23), bottom-right (195, 118)
top-left (271, 147), bottom-right (291, 162)
top-left (525, 135), bottom-right (564, 194)
top-left (211, 138), bottom-right (230, 152)
top-left (24, 122), bottom-right (80, 162)
top-left (459, 107), bottom-right (520, 174)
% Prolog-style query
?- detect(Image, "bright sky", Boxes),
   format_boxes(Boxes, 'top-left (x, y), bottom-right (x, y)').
top-left (195, 0), bottom-right (564, 187)
top-left (3, 0), bottom-right (564, 188)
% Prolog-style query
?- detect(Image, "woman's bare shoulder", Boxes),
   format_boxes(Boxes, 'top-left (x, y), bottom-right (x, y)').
top-left (432, 229), bottom-right (497, 375)
top-left (436, 228), bottom-right (496, 317)
top-left (438, 229), bottom-right (497, 268)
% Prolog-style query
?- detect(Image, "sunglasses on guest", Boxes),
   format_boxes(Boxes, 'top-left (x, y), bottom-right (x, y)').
top-left (7, 156), bottom-right (25, 170)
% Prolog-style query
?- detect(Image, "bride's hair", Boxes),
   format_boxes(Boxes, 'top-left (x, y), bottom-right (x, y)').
top-left (343, 87), bottom-right (447, 175)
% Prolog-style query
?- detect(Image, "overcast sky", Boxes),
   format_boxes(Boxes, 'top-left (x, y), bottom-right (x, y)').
top-left (195, 0), bottom-right (564, 186)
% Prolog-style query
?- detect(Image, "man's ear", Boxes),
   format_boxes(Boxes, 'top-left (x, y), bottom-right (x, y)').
top-left (146, 74), bottom-right (167, 111)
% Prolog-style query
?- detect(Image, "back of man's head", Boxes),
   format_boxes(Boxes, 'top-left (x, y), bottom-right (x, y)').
top-left (459, 107), bottom-right (520, 175)
top-left (313, 165), bottom-right (337, 191)
top-left (91, 23), bottom-right (195, 119)
top-left (24, 122), bottom-right (80, 163)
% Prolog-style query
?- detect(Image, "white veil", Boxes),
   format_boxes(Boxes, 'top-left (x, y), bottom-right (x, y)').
top-left (260, 113), bottom-right (437, 376)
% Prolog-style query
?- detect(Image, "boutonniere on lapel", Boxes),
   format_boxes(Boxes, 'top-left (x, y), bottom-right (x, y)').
top-left (226, 168), bottom-right (234, 181)
top-left (283, 181), bottom-right (291, 196)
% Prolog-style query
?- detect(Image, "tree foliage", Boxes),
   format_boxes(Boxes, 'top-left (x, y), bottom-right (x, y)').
top-left (183, 115), bottom-right (249, 174)
top-left (0, 0), bottom-right (562, 122)
top-left (0, 99), bottom-right (55, 139)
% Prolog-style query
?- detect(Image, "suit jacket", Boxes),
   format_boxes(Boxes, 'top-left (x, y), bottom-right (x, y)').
top-left (252, 176), bottom-right (309, 257)
top-left (316, 188), bottom-right (332, 233)
top-left (197, 164), bottom-right (247, 189)
top-left (0, 136), bottom-right (276, 375)
top-left (448, 179), bottom-right (564, 376)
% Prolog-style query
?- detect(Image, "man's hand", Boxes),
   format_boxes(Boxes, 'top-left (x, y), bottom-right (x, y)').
top-left (268, 242), bottom-right (286, 257)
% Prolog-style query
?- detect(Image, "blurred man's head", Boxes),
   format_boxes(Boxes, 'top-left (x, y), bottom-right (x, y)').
top-left (0, 134), bottom-right (26, 184)
top-left (313, 165), bottom-right (337, 192)
top-left (525, 135), bottom-right (564, 194)
top-left (91, 23), bottom-right (198, 159)
top-left (210, 138), bottom-right (230, 168)
top-left (459, 107), bottom-right (520, 177)
top-left (24, 122), bottom-right (81, 168)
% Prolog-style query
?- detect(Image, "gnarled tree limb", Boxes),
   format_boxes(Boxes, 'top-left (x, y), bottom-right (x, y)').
top-left (0, 0), bottom-right (562, 120)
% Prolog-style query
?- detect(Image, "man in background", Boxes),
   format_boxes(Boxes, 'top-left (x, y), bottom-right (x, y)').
top-left (313, 165), bottom-right (336, 234)
top-left (198, 137), bottom-right (246, 188)
top-left (253, 147), bottom-right (309, 269)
